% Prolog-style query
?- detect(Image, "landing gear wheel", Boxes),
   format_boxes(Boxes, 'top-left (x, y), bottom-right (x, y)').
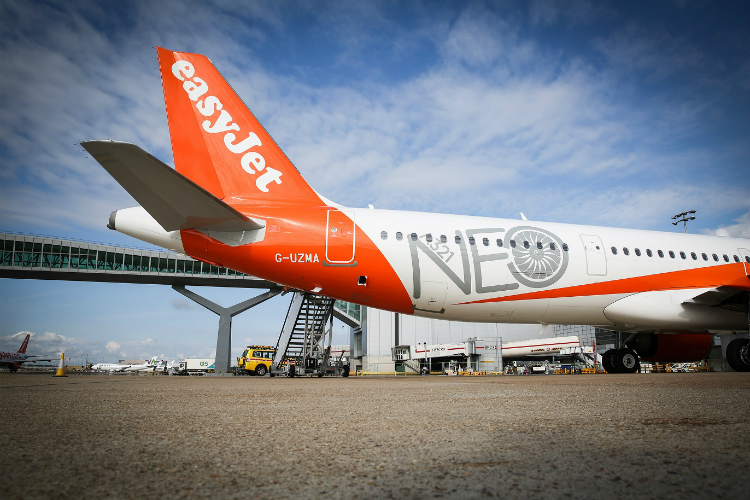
top-left (288, 365), bottom-right (296, 378)
top-left (602, 349), bottom-right (617, 373)
top-left (342, 365), bottom-right (350, 377)
top-left (726, 339), bottom-right (750, 372)
top-left (255, 364), bottom-right (268, 377)
top-left (614, 348), bottom-right (640, 373)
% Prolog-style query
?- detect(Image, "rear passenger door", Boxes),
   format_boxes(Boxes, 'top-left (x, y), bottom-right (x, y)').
top-left (580, 235), bottom-right (607, 276)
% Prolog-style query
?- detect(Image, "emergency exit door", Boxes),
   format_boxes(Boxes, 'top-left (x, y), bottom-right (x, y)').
top-left (580, 234), bottom-right (607, 276)
top-left (325, 210), bottom-right (356, 264)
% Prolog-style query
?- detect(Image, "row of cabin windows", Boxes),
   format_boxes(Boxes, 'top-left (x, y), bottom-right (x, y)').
top-left (610, 246), bottom-right (748, 263)
top-left (379, 231), bottom-right (569, 252)
top-left (375, 231), bottom-right (748, 264)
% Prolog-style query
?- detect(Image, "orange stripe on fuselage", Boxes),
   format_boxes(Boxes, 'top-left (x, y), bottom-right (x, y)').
top-left (180, 205), bottom-right (414, 314)
top-left (457, 263), bottom-right (750, 306)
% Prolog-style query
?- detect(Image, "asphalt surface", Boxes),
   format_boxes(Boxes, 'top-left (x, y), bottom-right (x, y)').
top-left (1, 372), bottom-right (748, 499)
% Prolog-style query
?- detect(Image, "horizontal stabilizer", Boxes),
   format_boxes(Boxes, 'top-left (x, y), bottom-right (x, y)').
top-left (82, 140), bottom-right (263, 233)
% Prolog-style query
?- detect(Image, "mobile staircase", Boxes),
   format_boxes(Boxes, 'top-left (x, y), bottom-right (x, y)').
top-left (271, 292), bottom-right (350, 377)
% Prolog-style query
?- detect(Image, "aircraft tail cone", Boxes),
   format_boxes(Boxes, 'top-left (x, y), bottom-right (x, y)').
top-left (53, 353), bottom-right (67, 378)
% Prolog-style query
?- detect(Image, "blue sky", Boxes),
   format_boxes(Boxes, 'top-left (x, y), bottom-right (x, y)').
top-left (1, 0), bottom-right (748, 364)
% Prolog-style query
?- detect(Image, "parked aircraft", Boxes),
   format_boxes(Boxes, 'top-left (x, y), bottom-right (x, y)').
top-left (0, 334), bottom-right (53, 372)
top-left (82, 48), bottom-right (750, 373)
top-left (90, 362), bottom-right (131, 372)
top-left (499, 336), bottom-right (582, 360)
top-left (91, 357), bottom-right (160, 372)
top-left (123, 357), bottom-right (160, 372)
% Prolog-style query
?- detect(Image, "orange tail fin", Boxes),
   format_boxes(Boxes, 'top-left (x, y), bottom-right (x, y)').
top-left (17, 334), bottom-right (30, 354)
top-left (156, 47), bottom-right (323, 207)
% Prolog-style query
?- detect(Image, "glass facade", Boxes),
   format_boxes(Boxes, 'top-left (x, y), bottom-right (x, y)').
top-left (334, 300), bottom-right (361, 322)
top-left (0, 234), bottom-right (248, 277)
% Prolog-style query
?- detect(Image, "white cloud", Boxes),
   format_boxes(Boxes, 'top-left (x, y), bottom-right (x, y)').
top-left (105, 341), bottom-right (121, 353)
top-left (705, 211), bottom-right (750, 239)
top-left (34, 331), bottom-right (67, 344)
top-left (0, 331), bottom-right (34, 351)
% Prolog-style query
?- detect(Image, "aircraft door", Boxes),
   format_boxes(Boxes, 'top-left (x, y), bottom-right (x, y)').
top-left (580, 234), bottom-right (607, 276)
top-left (325, 210), bottom-right (356, 264)
top-left (415, 281), bottom-right (448, 312)
top-left (738, 248), bottom-right (750, 276)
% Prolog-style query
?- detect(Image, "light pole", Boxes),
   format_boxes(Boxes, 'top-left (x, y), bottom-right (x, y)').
top-left (85, 353), bottom-right (89, 371)
top-left (672, 210), bottom-right (696, 233)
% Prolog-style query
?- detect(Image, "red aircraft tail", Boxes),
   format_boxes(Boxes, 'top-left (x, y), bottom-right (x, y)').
top-left (17, 334), bottom-right (30, 354)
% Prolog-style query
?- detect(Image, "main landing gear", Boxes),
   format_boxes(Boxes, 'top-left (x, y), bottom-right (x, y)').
top-left (727, 294), bottom-right (750, 372)
top-left (726, 339), bottom-right (750, 372)
top-left (602, 347), bottom-right (640, 374)
top-left (601, 330), bottom-right (640, 374)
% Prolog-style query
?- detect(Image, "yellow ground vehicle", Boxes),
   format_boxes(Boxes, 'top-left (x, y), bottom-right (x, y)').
top-left (237, 345), bottom-right (276, 376)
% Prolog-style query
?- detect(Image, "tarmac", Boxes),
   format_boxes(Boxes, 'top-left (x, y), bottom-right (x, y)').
top-left (1, 372), bottom-right (748, 499)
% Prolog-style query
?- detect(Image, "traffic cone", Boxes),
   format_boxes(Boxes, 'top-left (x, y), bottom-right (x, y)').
top-left (53, 352), bottom-right (67, 377)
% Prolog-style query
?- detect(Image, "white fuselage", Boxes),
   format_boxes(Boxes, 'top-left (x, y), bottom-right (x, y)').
top-left (353, 207), bottom-right (749, 333)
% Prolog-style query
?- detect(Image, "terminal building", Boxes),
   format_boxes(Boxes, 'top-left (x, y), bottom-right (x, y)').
top-left (350, 308), bottom-right (542, 373)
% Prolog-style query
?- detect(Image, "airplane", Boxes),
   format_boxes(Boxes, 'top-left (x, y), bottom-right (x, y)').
top-left (90, 362), bottom-right (131, 372)
top-left (123, 356), bottom-right (160, 372)
top-left (81, 48), bottom-right (750, 374)
top-left (90, 357), bottom-right (160, 372)
top-left (499, 336), bottom-right (583, 361)
top-left (0, 334), bottom-right (54, 372)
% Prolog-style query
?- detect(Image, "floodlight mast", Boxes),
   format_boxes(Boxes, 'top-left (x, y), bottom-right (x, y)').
top-left (672, 210), bottom-right (696, 233)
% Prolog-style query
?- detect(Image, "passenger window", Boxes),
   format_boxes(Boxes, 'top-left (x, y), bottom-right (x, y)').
top-left (510, 240), bottom-right (517, 248)
top-left (549, 243), bottom-right (556, 250)
top-left (657, 250), bottom-right (664, 258)
top-left (701, 253), bottom-right (708, 261)
top-left (746, 256), bottom-right (750, 263)
top-left (623, 247), bottom-right (629, 256)
top-left (380, 231), bottom-right (388, 240)
top-left (410, 233), bottom-right (417, 241)
top-left (611, 247), bottom-right (618, 255)
top-left (635, 248), bottom-right (641, 257)
top-left (723, 254), bottom-right (729, 262)
top-left (712, 254), bottom-right (718, 262)
top-left (483, 238), bottom-right (490, 246)
top-left (468, 237), bottom-right (476, 246)
top-left (562, 243), bottom-right (569, 252)
top-left (496, 239), bottom-right (503, 247)
top-left (669, 250), bottom-right (675, 258)
top-left (426, 234), bottom-right (432, 243)
top-left (536, 242), bottom-right (543, 250)
top-left (440, 235), bottom-right (447, 244)
top-left (734, 255), bottom-right (740, 262)
top-left (680, 251), bottom-right (686, 259)
top-left (523, 241), bottom-right (530, 249)
top-left (396, 232), bottom-right (403, 241)
top-left (690, 252), bottom-right (697, 260)
top-left (646, 249), bottom-right (653, 257)
top-left (455, 235), bottom-right (462, 244)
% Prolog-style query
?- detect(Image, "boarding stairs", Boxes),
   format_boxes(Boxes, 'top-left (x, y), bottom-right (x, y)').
top-left (577, 351), bottom-right (597, 366)
top-left (403, 361), bottom-right (421, 374)
top-left (272, 292), bottom-right (335, 376)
